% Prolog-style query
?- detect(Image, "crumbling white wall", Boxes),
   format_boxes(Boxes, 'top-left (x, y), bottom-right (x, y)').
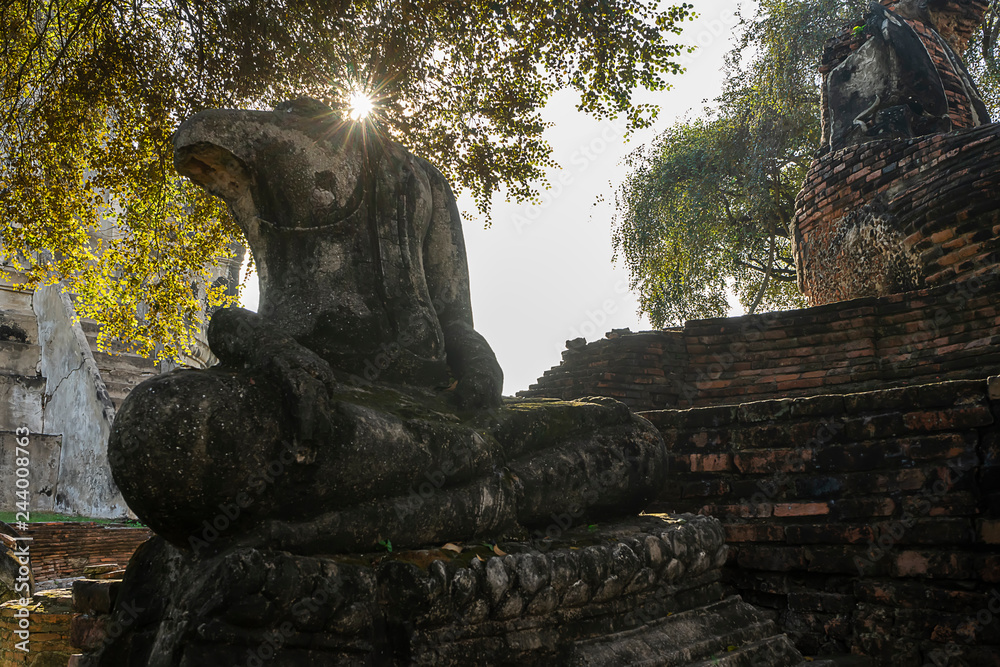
top-left (33, 285), bottom-right (129, 519)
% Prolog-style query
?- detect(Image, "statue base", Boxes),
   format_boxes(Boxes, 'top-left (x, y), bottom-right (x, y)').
top-left (80, 515), bottom-right (807, 666)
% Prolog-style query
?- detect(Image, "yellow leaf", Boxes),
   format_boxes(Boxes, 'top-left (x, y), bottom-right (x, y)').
top-left (442, 542), bottom-right (462, 553)
top-left (493, 544), bottom-right (507, 556)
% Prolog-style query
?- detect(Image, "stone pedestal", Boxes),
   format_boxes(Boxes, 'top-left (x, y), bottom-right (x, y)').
top-left (79, 515), bottom-right (807, 666)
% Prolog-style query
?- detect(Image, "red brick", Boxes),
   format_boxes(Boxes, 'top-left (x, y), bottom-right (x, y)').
top-left (736, 545), bottom-right (805, 572)
top-left (688, 453), bottom-right (732, 472)
top-left (784, 523), bottom-right (874, 545)
top-left (734, 449), bottom-right (812, 474)
top-left (893, 550), bottom-right (974, 579)
top-left (979, 519), bottom-right (1000, 544)
top-left (979, 554), bottom-right (1000, 583)
top-left (902, 406), bottom-right (993, 432)
top-left (724, 523), bottom-right (786, 542)
top-left (773, 502), bottom-right (830, 517)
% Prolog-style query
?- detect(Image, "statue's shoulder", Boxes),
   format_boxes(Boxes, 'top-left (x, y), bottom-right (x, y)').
top-left (377, 139), bottom-right (447, 185)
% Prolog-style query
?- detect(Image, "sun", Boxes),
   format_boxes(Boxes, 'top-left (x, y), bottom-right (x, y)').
top-left (347, 90), bottom-right (374, 121)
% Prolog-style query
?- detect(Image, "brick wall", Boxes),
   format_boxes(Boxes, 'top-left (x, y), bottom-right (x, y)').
top-left (792, 124), bottom-right (1000, 305)
top-left (924, 0), bottom-right (993, 55)
top-left (517, 330), bottom-right (687, 410)
top-left (0, 589), bottom-right (75, 666)
top-left (22, 523), bottom-right (150, 583)
top-left (520, 272), bottom-right (1000, 411)
top-left (641, 378), bottom-right (1000, 666)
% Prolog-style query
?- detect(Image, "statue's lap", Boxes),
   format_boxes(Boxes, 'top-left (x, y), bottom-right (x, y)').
top-left (110, 367), bottom-right (667, 554)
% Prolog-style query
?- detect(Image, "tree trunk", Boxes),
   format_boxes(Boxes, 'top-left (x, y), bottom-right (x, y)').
top-left (748, 230), bottom-right (776, 315)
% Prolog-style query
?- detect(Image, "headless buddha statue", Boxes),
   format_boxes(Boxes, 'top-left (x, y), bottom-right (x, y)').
top-left (108, 98), bottom-right (667, 555)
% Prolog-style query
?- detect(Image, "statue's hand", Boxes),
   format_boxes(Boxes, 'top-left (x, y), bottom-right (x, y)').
top-left (454, 367), bottom-right (503, 410)
top-left (209, 309), bottom-right (337, 445)
top-left (210, 307), bottom-right (336, 393)
top-left (442, 321), bottom-right (504, 410)
top-left (252, 339), bottom-right (338, 446)
top-left (252, 339), bottom-right (337, 395)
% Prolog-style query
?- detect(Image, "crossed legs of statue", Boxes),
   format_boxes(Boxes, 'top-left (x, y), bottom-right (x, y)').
top-left (109, 346), bottom-right (666, 555)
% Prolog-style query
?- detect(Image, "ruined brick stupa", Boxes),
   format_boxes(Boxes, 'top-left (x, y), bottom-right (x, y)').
top-left (792, 0), bottom-right (1000, 305)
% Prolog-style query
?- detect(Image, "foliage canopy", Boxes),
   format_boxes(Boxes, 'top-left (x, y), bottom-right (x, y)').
top-left (1, 0), bottom-right (693, 358)
top-left (970, 0), bottom-right (1000, 113)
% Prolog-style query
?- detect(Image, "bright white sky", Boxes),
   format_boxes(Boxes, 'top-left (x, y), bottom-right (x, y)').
top-left (241, 0), bottom-right (746, 395)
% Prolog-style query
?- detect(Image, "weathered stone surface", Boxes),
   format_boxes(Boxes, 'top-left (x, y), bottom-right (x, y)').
top-left (81, 515), bottom-right (806, 665)
top-left (827, 3), bottom-right (951, 151)
top-left (72, 579), bottom-right (121, 615)
top-left (0, 431), bottom-right (60, 513)
top-left (107, 99), bottom-right (669, 557)
top-left (567, 596), bottom-right (801, 666)
top-left (33, 283), bottom-right (127, 518)
top-left (0, 312), bottom-right (30, 344)
top-left (111, 384), bottom-right (666, 555)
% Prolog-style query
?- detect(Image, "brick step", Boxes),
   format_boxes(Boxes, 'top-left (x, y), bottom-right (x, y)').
top-left (0, 429), bottom-right (62, 439)
top-left (84, 333), bottom-right (145, 358)
top-left (0, 266), bottom-right (26, 280)
top-left (102, 379), bottom-right (147, 408)
top-left (0, 264), bottom-right (31, 288)
top-left (0, 340), bottom-right (40, 376)
top-left (567, 596), bottom-right (804, 666)
top-left (81, 319), bottom-right (145, 355)
top-left (80, 319), bottom-right (156, 368)
top-left (79, 318), bottom-right (159, 407)
top-left (95, 365), bottom-right (156, 387)
top-left (685, 635), bottom-right (805, 666)
top-left (90, 350), bottom-right (157, 374)
top-left (803, 656), bottom-right (873, 666)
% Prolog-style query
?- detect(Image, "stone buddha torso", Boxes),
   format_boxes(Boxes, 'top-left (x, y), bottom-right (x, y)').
top-left (175, 101), bottom-right (473, 386)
